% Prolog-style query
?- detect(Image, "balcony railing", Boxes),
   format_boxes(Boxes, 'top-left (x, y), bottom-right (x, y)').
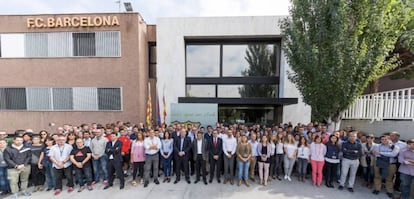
top-left (342, 87), bottom-right (414, 121)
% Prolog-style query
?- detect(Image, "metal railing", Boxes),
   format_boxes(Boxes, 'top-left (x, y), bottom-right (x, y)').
top-left (342, 87), bottom-right (414, 121)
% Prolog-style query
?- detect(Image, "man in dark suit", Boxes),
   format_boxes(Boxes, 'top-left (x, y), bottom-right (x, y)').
top-left (104, 132), bottom-right (125, 190)
top-left (208, 130), bottom-right (223, 183)
top-left (173, 128), bottom-right (191, 184)
top-left (193, 132), bottom-right (208, 185)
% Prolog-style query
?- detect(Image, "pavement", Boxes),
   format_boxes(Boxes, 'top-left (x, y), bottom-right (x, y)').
top-left (2, 175), bottom-right (394, 199)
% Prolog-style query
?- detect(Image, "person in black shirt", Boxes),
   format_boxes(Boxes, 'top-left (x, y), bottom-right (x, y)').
top-left (70, 138), bottom-right (93, 192)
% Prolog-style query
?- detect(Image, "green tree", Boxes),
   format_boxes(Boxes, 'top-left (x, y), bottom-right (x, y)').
top-left (238, 44), bottom-right (277, 98)
top-left (280, 0), bottom-right (411, 130)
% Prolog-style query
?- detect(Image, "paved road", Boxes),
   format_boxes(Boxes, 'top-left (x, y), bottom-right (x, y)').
top-left (3, 176), bottom-right (392, 199)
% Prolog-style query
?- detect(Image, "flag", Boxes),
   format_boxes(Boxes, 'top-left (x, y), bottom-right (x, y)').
top-left (162, 85), bottom-right (167, 126)
top-left (156, 92), bottom-right (162, 127)
top-left (146, 82), bottom-right (152, 128)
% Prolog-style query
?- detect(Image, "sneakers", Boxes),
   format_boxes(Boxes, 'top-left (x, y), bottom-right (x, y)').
top-left (78, 186), bottom-right (84, 192)
top-left (348, 188), bottom-right (354, 192)
top-left (287, 176), bottom-right (292, 182)
top-left (87, 186), bottom-right (93, 191)
top-left (54, 189), bottom-right (62, 195)
top-left (284, 175), bottom-right (288, 180)
top-left (67, 187), bottom-right (74, 193)
top-left (338, 185), bottom-right (344, 190)
top-left (103, 180), bottom-right (109, 186)
top-left (21, 191), bottom-right (31, 196)
top-left (11, 193), bottom-right (18, 199)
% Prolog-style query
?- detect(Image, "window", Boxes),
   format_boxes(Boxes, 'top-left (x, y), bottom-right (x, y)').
top-left (73, 33), bottom-right (96, 56)
top-left (218, 85), bottom-right (278, 98)
top-left (222, 44), bottom-right (278, 77)
top-left (26, 88), bottom-right (51, 110)
top-left (52, 88), bottom-right (73, 110)
top-left (0, 88), bottom-right (27, 110)
top-left (0, 31), bottom-right (120, 58)
top-left (186, 45), bottom-right (220, 77)
top-left (98, 88), bottom-right (122, 110)
top-left (0, 87), bottom-right (122, 111)
top-left (186, 85), bottom-right (216, 97)
top-left (185, 40), bottom-right (281, 99)
top-left (0, 34), bottom-right (24, 57)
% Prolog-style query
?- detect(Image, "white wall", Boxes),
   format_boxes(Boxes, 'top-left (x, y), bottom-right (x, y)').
top-left (157, 16), bottom-right (311, 125)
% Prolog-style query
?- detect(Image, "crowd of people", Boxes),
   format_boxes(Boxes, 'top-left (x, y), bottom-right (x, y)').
top-left (0, 121), bottom-right (413, 199)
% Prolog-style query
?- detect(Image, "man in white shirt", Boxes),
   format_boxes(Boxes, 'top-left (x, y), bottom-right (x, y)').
top-left (49, 134), bottom-right (74, 195)
top-left (222, 130), bottom-right (237, 185)
top-left (143, 129), bottom-right (161, 187)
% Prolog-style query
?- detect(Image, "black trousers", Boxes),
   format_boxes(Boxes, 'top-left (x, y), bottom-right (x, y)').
top-left (107, 160), bottom-right (124, 187)
top-left (195, 154), bottom-right (207, 181)
top-left (132, 162), bottom-right (145, 180)
top-left (209, 156), bottom-right (221, 180)
top-left (175, 156), bottom-right (189, 181)
top-left (54, 166), bottom-right (74, 190)
top-left (30, 164), bottom-right (45, 186)
top-left (324, 162), bottom-right (338, 184)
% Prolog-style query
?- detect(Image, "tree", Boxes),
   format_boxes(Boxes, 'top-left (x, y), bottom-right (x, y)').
top-left (238, 44), bottom-right (277, 98)
top-left (280, 0), bottom-right (412, 131)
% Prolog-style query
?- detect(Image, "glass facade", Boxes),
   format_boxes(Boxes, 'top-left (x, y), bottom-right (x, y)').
top-left (186, 45), bottom-right (220, 77)
top-left (222, 44), bottom-right (278, 77)
top-left (184, 40), bottom-right (282, 125)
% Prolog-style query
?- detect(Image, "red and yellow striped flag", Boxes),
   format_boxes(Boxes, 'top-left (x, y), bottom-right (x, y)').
top-left (146, 82), bottom-right (152, 129)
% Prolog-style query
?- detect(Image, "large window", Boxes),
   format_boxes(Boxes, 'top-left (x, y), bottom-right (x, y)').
top-left (0, 31), bottom-right (120, 58)
top-left (0, 87), bottom-right (122, 111)
top-left (185, 40), bottom-right (280, 98)
top-left (186, 45), bottom-right (220, 77)
top-left (73, 33), bottom-right (96, 56)
top-left (223, 44), bottom-right (278, 77)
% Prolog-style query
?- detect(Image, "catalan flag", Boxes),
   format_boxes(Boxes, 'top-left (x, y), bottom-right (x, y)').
top-left (146, 82), bottom-right (152, 129)
top-left (162, 85), bottom-right (167, 126)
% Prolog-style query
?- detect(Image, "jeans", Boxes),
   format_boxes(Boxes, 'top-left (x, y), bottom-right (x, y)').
top-left (92, 155), bottom-right (108, 182)
top-left (311, 159), bottom-right (324, 185)
top-left (297, 158), bottom-right (308, 178)
top-left (362, 165), bottom-right (374, 183)
top-left (283, 155), bottom-right (295, 177)
top-left (339, 158), bottom-right (359, 188)
top-left (74, 165), bottom-right (93, 186)
top-left (0, 167), bottom-right (10, 192)
top-left (43, 161), bottom-right (55, 189)
top-left (237, 160), bottom-right (250, 180)
top-left (400, 173), bottom-right (414, 199)
top-left (161, 155), bottom-right (173, 177)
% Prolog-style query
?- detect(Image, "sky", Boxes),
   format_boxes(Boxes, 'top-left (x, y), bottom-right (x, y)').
top-left (0, 0), bottom-right (291, 24)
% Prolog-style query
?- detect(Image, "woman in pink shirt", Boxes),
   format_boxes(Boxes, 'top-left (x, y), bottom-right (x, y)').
top-left (310, 135), bottom-right (327, 186)
top-left (130, 132), bottom-right (146, 186)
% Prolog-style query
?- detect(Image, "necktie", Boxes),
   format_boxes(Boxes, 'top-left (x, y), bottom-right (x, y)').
top-left (214, 138), bottom-right (217, 147)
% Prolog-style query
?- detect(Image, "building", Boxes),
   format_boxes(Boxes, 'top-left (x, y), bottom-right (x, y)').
top-left (0, 13), bottom-right (156, 133)
top-left (157, 16), bottom-right (311, 126)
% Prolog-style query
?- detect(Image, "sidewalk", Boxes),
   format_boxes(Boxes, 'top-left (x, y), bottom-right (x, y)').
top-left (4, 176), bottom-right (391, 199)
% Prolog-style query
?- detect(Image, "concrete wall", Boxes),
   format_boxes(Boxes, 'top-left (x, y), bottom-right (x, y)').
top-left (0, 13), bottom-right (153, 133)
top-left (341, 119), bottom-right (414, 140)
top-left (156, 16), bottom-right (311, 125)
